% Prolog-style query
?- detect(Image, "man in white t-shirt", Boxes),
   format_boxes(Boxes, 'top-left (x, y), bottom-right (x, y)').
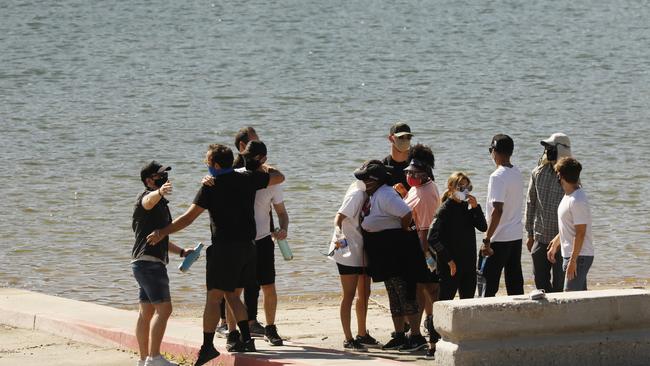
top-left (547, 157), bottom-right (594, 291)
top-left (480, 134), bottom-right (525, 297)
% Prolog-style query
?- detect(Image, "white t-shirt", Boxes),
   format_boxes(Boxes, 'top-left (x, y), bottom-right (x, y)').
top-left (361, 184), bottom-right (412, 233)
top-left (485, 165), bottom-right (524, 242)
top-left (328, 181), bottom-right (367, 267)
top-left (235, 167), bottom-right (285, 241)
top-left (558, 188), bottom-right (594, 257)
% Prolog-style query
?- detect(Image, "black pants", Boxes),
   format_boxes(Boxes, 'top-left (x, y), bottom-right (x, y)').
top-left (438, 261), bottom-right (477, 300)
top-left (483, 239), bottom-right (524, 297)
top-left (531, 240), bottom-right (564, 293)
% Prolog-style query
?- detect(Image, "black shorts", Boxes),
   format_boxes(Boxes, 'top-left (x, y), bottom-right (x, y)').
top-left (336, 262), bottom-right (365, 275)
top-left (206, 240), bottom-right (256, 292)
top-left (255, 235), bottom-right (276, 286)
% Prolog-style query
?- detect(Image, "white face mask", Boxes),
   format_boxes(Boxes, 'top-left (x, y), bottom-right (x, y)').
top-left (453, 190), bottom-right (469, 201)
top-left (394, 138), bottom-right (411, 152)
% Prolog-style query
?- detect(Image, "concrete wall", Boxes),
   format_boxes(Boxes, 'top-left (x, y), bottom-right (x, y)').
top-left (432, 289), bottom-right (650, 366)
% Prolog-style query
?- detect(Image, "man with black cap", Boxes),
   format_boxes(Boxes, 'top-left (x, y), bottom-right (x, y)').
top-left (383, 122), bottom-right (414, 197)
top-left (525, 133), bottom-right (573, 293)
top-left (480, 134), bottom-right (525, 297)
top-left (132, 161), bottom-right (195, 366)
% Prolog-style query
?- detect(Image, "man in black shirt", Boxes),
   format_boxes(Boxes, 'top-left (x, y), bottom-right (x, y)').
top-left (132, 161), bottom-right (194, 366)
top-left (146, 144), bottom-right (284, 365)
top-left (383, 122), bottom-right (413, 197)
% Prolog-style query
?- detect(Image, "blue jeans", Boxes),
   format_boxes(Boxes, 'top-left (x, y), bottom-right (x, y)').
top-left (132, 260), bottom-right (171, 303)
top-left (562, 256), bottom-right (594, 291)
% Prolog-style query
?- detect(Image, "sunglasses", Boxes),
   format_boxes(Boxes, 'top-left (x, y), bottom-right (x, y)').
top-left (457, 184), bottom-right (473, 192)
top-left (397, 135), bottom-right (412, 140)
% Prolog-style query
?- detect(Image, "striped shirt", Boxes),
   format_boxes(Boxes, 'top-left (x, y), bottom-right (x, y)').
top-left (525, 163), bottom-right (565, 244)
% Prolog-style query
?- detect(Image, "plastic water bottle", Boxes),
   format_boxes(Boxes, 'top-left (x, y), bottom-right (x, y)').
top-left (334, 228), bottom-right (351, 258)
top-left (476, 256), bottom-right (488, 297)
top-left (425, 253), bottom-right (436, 272)
top-left (178, 242), bottom-right (204, 273)
top-left (275, 228), bottom-right (293, 261)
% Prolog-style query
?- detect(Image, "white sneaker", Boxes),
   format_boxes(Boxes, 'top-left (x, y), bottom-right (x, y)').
top-left (144, 355), bottom-right (179, 366)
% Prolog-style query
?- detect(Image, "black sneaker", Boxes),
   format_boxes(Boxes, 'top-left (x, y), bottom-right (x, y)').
top-left (226, 330), bottom-right (241, 352)
top-left (249, 320), bottom-right (266, 337)
top-left (355, 331), bottom-right (380, 348)
top-left (390, 323), bottom-right (411, 339)
top-left (381, 334), bottom-right (406, 350)
top-left (194, 345), bottom-right (220, 366)
top-left (424, 346), bottom-right (435, 360)
top-left (236, 338), bottom-right (256, 352)
top-left (343, 339), bottom-right (368, 352)
top-left (399, 334), bottom-right (428, 352)
top-left (264, 324), bottom-right (284, 346)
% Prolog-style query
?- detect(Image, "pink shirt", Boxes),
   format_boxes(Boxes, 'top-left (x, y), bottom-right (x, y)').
top-left (404, 180), bottom-right (441, 230)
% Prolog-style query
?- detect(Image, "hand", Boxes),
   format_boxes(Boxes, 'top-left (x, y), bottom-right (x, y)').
top-left (182, 248), bottom-right (194, 258)
top-left (159, 181), bottom-right (173, 196)
top-left (274, 228), bottom-right (288, 240)
top-left (448, 260), bottom-right (457, 277)
top-left (480, 238), bottom-right (494, 257)
top-left (526, 237), bottom-right (534, 252)
top-left (565, 258), bottom-right (577, 280)
top-left (201, 175), bottom-right (215, 186)
top-left (547, 246), bottom-right (557, 263)
top-left (146, 230), bottom-right (164, 245)
top-left (467, 194), bottom-right (478, 209)
top-left (394, 183), bottom-right (408, 198)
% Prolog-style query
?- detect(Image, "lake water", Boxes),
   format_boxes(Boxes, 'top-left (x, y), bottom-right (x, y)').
top-left (1, 0), bottom-right (649, 308)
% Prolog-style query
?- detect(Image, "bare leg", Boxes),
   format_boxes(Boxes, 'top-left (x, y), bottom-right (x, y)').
top-left (260, 284), bottom-right (277, 326)
top-left (339, 274), bottom-right (359, 341)
top-left (204, 289), bottom-right (224, 333)
top-left (135, 303), bottom-right (155, 361)
top-left (355, 274), bottom-right (371, 337)
top-left (149, 301), bottom-right (173, 357)
top-left (226, 288), bottom-right (243, 331)
top-left (225, 289), bottom-right (250, 325)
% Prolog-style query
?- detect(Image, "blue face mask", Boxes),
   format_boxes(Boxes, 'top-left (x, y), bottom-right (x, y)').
top-left (208, 166), bottom-right (234, 177)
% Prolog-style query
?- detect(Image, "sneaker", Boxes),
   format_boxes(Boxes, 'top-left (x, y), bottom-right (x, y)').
top-left (381, 334), bottom-right (406, 350)
top-left (144, 355), bottom-right (178, 366)
top-left (226, 330), bottom-right (241, 352)
top-left (343, 339), bottom-right (368, 352)
top-left (249, 320), bottom-right (266, 336)
top-left (137, 360), bottom-right (146, 366)
top-left (390, 323), bottom-right (411, 339)
top-left (230, 338), bottom-right (257, 352)
top-left (399, 334), bottom-right (428, 352)
top-left (264, 324), bottom-right (284, 346)
top-left (194, 345), bottom-right (220, 366)
top-left (355, 331), bottom-right (380, 348)
top-left (216, 323), bottom-right (229, 337)
top-left (424, 346), bottom-right (436, 360)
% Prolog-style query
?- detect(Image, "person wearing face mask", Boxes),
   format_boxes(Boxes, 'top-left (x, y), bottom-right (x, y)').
top-left (480, 134), bottom-right (525, 297)
top-left (428, 172), bottom-right (487, 302)
top-left (131, 161), bottom-right (195, 366)
top-left (382, 122), bottom-right (414, 198)
top-left (525, 133), bottom-right (573, 293)
top-left (402, 145), bottom-right (441, 359)
top-left (356, 160), bottom-right (430, 353)
top-left (547, 157), bottom-right (594, 291)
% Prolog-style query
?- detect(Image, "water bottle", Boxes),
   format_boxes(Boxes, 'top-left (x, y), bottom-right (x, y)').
top-left (178, 242), bottom-right (204, 273)
top-left (425, 252), bottom-right (436, 272)
top-left (476, 256), bottom-right (488, 297)
top-left (275, 228), bottom-right (293, 261)
top-left (334, 228), bottom-right (351, 258)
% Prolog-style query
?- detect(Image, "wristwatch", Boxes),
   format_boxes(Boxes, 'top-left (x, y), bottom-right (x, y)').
top-left (482, 237), bottom-right (491, 245)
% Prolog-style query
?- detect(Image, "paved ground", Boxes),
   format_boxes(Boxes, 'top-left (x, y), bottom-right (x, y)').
top-left (0, 324), bottom-right (139, 366)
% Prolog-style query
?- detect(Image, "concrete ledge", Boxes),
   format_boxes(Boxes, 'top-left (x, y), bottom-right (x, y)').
top-left (432, 289), bottom-right (650, 366)
top-left (0, 288), bottom-right (404, 366)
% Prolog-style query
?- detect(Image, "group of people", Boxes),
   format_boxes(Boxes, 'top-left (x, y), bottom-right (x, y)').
top-left (131, 127), bottom-right (289, 366)
top-left (328, 123), bottom-right (595, 359)
top-left (129, 123), bottom-right (595, 365)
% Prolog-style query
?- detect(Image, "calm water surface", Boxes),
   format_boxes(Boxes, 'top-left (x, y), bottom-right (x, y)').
top-left (1, 0), bottom-right (649, 308)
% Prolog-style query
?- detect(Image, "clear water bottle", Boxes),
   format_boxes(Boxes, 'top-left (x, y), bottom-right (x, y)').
top-left (275, 228), bottom-right (293, 261)
top-left (425, 252), bottom-right (436, 272)
top-left (476, 256), bottom-right (488, 297)
top-left (178, 242), bottom-right (204, 273)
top-left (335, 228), bottom-right (351, 258)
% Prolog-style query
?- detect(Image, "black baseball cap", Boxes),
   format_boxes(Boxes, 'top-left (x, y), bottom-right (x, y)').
top-left (140, 161), bottom-right (171, 181)
top-left (403, 159), bottom-right (427, 172)
top-left (389, 122), bottom-right (413, 137)
top-left (490, 134), bottom-right (514, 156)
top-left (354, 160), bottom-right (388, 182)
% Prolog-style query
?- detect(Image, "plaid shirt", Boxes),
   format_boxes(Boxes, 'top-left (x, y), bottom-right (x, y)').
top-left (525, 163), bottom-right (565, 244)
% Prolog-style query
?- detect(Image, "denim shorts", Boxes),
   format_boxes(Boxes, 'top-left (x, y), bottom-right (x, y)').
top-left (562, 256), bottom-right (594, 292)
top-left (132, 260), bottom-right (171, 304)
